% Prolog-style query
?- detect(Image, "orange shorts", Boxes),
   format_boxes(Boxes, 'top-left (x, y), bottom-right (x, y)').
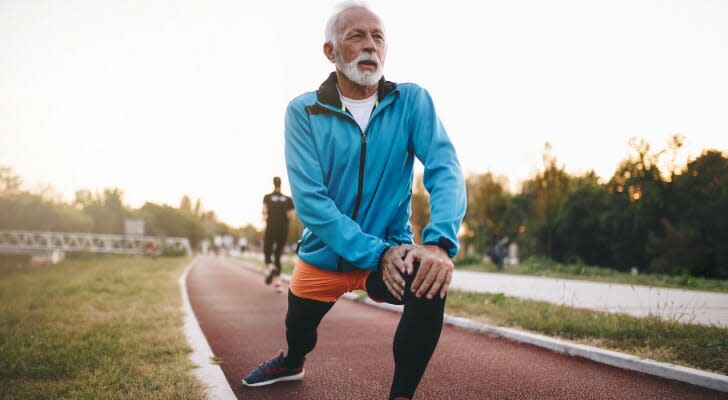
top-left (289, 258), bottom-right (371, 303)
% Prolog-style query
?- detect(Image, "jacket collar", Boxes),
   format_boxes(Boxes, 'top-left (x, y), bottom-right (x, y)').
top-left (317, 71), bottom-right (397, 109)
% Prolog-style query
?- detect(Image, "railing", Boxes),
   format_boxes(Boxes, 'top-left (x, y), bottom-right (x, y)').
top-left (0, 230), bottom-right (192, 256)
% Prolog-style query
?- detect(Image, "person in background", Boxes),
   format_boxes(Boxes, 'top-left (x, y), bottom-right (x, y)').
top-left (262, 176), bottom-right (296, 293)
top-left (490, 236), bottom-right (509, 270)
top-left (243, 3), bottom-right (466, 399)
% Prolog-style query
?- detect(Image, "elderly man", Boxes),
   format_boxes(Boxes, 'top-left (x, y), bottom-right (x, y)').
top-left (243, 3), bottom-right (466, 399)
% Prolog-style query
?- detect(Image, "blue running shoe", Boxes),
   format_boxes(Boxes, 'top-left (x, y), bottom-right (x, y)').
top-left (242, 350), bottom-right (304, 387)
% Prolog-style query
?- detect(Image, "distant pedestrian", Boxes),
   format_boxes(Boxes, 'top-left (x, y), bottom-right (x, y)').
top-left (238, 237), bottom-right (248, 254)
top-left (490, 236), bottom-right (509, 270)
top-left (262, 176), bottom-right (296, 292)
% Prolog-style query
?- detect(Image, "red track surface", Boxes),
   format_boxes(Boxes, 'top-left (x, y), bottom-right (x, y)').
top-left (186, 256), bottom-right (724, 399)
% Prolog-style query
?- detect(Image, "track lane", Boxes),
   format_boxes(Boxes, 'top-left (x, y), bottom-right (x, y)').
top-left (186, 256), bottom-right (724, 399)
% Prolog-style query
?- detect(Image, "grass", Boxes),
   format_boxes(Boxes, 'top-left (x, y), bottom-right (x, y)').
top-left (456, 256), bottom-right (728, 293)
top-left (446, 290), bottom-right (728, 375)
top-left (0, 255), bottom-right (203, 400)
top-left (11, 251), bottom-right (721, 397)
top-left (239, 252), bottom-right (727, 375)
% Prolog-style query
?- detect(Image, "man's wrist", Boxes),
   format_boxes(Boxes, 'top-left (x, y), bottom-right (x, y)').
top-left (423, 237), bottom-right (453, 258)
top-left (423, 244), bottom-right (448, 258)
top-left (376, 245), bottom-right (392, 268)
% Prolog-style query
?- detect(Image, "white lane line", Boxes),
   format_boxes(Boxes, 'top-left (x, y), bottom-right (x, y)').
top-left (179, 258), bottom-right (237, 400)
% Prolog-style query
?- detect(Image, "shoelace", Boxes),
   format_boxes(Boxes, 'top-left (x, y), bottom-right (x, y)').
top-left (257, 355), bottom-right (282, 369)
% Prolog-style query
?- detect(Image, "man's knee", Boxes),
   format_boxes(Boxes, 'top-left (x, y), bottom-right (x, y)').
top-left (365, 268), bottom-right (403, 305)
top-left (366, 261), bottom-right (449, 307)
top-left (285, 290), bottom-right (333, 330)
top-left (402, 268), bottom-right (446, 317)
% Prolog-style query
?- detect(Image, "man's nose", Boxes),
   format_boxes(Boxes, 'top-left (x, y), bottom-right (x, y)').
top-left (362, 34), bottom-right (376, 52)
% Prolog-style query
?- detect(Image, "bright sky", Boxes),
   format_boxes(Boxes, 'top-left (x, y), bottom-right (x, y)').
top-left (1, 0), bottom-right (727, 228)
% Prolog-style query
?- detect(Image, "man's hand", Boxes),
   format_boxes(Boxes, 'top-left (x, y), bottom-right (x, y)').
top-left (403, 245), bottom-right (453, 299)
top-left (380, 244), bottom-right (417, 301)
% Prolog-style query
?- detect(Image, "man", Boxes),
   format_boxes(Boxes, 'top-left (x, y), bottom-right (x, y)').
top-left (492, 236), bottom-right (509, 270)
top-left (262, 176), bottom-right (295, 293)
top-left (243, 3), bottom-right (466, 399)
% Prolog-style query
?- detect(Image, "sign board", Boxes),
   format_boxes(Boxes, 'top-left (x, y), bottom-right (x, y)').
top-left (124, 218), bottom-right (146, 236)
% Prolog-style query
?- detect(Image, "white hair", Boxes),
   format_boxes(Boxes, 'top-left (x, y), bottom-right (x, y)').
top-left (324, 1), bottom-right (384, 47)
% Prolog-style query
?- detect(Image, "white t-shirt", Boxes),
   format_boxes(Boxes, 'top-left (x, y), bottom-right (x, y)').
top-left (341, 92), bottom-right (378, 132)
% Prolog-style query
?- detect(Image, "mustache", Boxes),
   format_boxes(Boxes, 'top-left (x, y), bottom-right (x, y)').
top-left (354, 52), bottom-right (381, 66)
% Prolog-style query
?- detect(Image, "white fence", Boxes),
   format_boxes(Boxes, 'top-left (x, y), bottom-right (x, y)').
top-left (0, 230), bottom-right (191, 256)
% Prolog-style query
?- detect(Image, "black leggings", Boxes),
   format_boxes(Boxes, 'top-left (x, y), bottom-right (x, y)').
top-left (283, 264), bottom-right (445, 400)
top-left (263, 228), bottom-right (287, 269)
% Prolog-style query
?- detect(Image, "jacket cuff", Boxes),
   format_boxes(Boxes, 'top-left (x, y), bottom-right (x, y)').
top-left (424, 237), bottom-right (454, 258)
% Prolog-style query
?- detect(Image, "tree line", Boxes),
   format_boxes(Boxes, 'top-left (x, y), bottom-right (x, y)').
top-left (411, 135), bottom-right (728, 278)
top-left (2, 134), bottom-right (726, 277)
top-left (0, 168), bottom-right (264, 253)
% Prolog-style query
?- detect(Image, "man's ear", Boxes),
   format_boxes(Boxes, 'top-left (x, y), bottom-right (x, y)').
top-left (323, 42), bottom-right (336, 63)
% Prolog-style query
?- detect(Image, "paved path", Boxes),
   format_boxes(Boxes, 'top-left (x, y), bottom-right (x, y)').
top-left (238, 252), bottom-right (728, 327)
top-left (186, 256), bottom-right (724, 399)
top-left (450, 270), bottom-right (728, 327)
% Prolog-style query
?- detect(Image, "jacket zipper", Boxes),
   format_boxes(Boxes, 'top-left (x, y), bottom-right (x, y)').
top-left (334, 101), bottom-right (380, 271)
top-left (338, 124), bottom-right (367, 272)
top-left (351, 130), bottom-right (366, 221)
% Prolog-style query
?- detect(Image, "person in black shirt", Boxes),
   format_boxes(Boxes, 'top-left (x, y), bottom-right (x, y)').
top-left (263, 176), bottom-right (296, 292)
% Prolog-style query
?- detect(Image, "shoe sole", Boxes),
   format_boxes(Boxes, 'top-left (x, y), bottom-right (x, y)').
top-left (242, 369), bottom-right (305, 387)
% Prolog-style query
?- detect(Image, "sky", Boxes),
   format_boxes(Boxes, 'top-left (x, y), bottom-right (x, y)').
top-left (1, 0), bottom-right (727, 228)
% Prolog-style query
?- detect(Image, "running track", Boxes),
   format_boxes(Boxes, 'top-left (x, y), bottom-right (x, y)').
top-left (186, 256), bottom-right (724, 399)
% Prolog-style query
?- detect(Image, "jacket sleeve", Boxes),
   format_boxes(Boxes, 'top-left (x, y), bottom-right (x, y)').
top-left (410, 88), bottom-right (467, 257)
top-left (284, 102), bottom-right (390, 270)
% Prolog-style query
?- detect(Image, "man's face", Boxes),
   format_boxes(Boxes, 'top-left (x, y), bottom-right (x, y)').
top-left (333, 8), bottom-right (386, 87)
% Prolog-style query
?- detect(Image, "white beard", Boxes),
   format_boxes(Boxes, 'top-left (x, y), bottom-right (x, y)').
top-left (336, 51), bottom-right (383, 86)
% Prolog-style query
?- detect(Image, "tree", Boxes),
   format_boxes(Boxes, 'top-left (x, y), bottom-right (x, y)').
top-left (138, 202), bottom-right (205, 249)
top-left (501, 193), bottom-right (530, 252)
top-left (0, 166), bottom-right (22, 193)
top-left (604, 138), bottom-right (669, 270)
top-left (74, 188), bottom-right (128, 234)
top-left (462, 172), bottom-right (510, 256)
top-left (240, 224), bottom-right (264, 247)
top-left (555, 183), bottom-right (613, 265)
top-left (200, 211), bottom-right (219, 238)
top-left (180, 195), bottom-right (192, 214)
top-left (667, 150), bottom-right (728, 277)
top-left (520, 143), bottom-right (571, 258)
top-left (410, 174), bottom-right (430, 244)
top-left (1, 169), bottom-right (250, 256)
top-left (0, 192), bottom-right (92, 232)
top-left (662, 133), bottom-right (687, 182)
top-left (193, 198), bottom-right (202, 217)
top-left (646, 218), bottom-right (707, 275)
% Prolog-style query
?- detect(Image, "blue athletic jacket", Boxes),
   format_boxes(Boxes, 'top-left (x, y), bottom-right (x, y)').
top-left (284, 72), bottom-right (467, 272)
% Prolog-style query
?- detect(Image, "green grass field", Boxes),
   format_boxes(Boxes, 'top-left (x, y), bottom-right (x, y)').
top-left (5, 252), bottom-right (723, 399)
top-left (446, 291), bottom-right (728, 375)
top-left (0, 256), bottom-right (202, 400)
